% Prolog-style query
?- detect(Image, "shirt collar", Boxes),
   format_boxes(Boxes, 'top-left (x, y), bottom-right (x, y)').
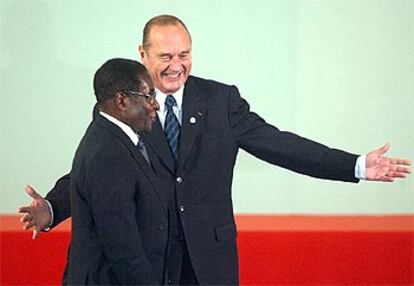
top-left (99, 111), bottom-right (139, 146)
top-left (156, 84), bottom-right (184, 114)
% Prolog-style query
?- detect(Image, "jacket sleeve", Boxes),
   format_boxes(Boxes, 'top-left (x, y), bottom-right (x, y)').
top-left (45, 173), bottom-right (72, 228)
top-left (227, 85), bottom-right (359, 183)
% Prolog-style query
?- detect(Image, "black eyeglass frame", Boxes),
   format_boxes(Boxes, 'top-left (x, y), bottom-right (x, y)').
top-left (123, 90), bottom-right (157, 104)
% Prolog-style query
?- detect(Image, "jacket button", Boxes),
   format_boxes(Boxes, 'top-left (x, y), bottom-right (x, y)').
top-left (176, 177), bottom-right (183, 183)
top-left (158, 224), bottom-right (164, 231)
top-left (179, 205), bottom-right (185, 212)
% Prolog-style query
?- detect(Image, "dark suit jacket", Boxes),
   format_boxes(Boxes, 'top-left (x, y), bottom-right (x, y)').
top-left (47, 76), bottom-right (358, 285)
top-left (67, 114), bottom-right (168, 285)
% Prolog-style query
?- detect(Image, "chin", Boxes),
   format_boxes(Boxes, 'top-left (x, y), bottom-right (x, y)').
top-left (163, 84), bottom-right (180, 93)
top-left (163, 79), bottom-right (185, 92)
top-left (143, 125), bottom-right (153, 133)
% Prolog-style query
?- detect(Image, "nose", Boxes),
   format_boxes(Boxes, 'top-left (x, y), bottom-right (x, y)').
top-left (169, 56), bottom-right (183, 71)
top-left (151, 98), bottom-right (160, 111)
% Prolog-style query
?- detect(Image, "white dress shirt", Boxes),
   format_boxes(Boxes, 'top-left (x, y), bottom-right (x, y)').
top-left (99, 111), bottom-right (140, 146)
top-left (155, 85), bottom-right (184, 128)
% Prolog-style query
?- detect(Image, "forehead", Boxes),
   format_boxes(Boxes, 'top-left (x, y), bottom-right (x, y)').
top-left (138, 75), bottom-right (154, 90)
top-left (147, 24), bottom-right (191, 51)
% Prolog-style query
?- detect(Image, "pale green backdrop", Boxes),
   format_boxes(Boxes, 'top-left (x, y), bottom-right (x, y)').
top-left (1, 0), bottom-right (413, 214)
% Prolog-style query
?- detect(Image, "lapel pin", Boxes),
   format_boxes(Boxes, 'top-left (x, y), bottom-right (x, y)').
top-left (189, 116), bottom-right (196, 124)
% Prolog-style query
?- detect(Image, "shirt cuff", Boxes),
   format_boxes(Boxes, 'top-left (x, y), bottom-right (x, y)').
top-left (43, 200), bottom-right (54, 231)
top-left (354, 155), bottom-right (366, 180)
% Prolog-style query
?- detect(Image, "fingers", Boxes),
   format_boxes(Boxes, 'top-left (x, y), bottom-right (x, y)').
top-left (387, 160), bottom-right (412, 177)
top-left (381, 164), bottom-right (411, 180)
top-left (24, 185), bottom-right (43, 200)
top-left (20, 213), bottom-right (35, 230)
top-left (19, 186), bottom-right (48, 240)
top-left (386, 170), bottom-right (409, 178)
top-left (389, 158), bottom-right (412, 166)
top-left (20, 213), bottom-right (31, 223)
top-left (33, 228), bottom-right (40, 240)
top-left (392, 166), bottom-right (411, 174)
top-left (23, 221), bottom-right (35, 231)
top-left (18, 206), bottom-right (32, 214)
top-left (380, 176), bottom-right (394, 183)
top-left (19, 211), bottom-right (43, 239)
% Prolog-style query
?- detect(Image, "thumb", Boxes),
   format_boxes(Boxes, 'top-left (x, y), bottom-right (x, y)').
top-left (376, 143), bottom-right (390, 155)
top-left (24, 185), bottom-right (43, 200)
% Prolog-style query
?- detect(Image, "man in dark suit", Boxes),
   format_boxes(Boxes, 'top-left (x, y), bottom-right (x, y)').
top-left (19, 15), bottom-right (411, 285)
top-left (66, 58), bottom-right (165, 285)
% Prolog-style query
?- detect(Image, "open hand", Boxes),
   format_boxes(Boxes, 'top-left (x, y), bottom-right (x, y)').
top-left (366, 143), bottom-right (411, 182)
top-left (18, 185), bottom-right (51, 239)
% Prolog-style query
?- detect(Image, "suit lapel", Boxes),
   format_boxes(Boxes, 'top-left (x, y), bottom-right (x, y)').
top-left (95, 115), bottom-right (168, 215)
top-left (142, 77), bottom-right (207, 173)
top-left (178, 77), bottom-right (207, 170)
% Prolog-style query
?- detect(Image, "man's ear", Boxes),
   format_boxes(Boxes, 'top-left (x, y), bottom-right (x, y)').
top-left (114, 91), bottom-right (128, 111)
top-left (138, 44), bottom-right (146, 61)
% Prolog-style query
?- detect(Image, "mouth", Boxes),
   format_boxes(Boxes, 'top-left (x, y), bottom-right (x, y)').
top-left (162, 70), bottom-right (184, 80)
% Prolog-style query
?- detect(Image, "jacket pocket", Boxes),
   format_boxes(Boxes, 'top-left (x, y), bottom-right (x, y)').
top-left (214, 223), bottom-right (237, 242)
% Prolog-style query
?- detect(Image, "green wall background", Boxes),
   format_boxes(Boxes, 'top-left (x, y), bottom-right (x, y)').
top-left (1, 0), bottom-right (413, 214)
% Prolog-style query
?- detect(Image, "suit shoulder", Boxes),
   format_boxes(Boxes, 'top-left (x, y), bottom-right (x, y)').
top-left (74, 121), bottom-right (127, 166)
top-left (187, 76), bottom-right (242, 105)
top-left (188, 75), bottom-right (236, 91)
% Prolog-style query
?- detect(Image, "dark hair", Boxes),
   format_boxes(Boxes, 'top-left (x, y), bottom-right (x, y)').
top-left (142, 14), bottom-right (191, 51)
top-left (93, 58), bottom-right (149, 103)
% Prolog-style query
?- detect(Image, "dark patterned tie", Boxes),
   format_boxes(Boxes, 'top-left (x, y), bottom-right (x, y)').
top-left (164, 95), bottom-right (180, 164)
top-left (137, 138), bottom-right (150, 164)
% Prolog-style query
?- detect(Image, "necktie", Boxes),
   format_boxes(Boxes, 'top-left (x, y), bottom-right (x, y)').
top-left (137, 138), bottom-right (150, 164)
top-left (164, 95), bottom-right (180, 163)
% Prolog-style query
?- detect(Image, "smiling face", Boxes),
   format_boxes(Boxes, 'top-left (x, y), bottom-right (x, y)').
top-left (140, 24), bottom-right (192, 94)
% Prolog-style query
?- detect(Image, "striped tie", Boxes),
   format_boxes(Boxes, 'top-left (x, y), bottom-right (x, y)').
top-left (137, 139), bottom-right (150, 164)
top-left (164, 95), bottom-right (180, 164)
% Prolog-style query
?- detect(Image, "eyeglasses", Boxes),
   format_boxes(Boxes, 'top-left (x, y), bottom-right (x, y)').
top-left (123, 90), bottom-right (157, 105)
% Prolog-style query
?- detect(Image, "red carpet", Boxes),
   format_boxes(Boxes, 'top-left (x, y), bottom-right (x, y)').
top-left (1, 215), bottom-right (413, 285)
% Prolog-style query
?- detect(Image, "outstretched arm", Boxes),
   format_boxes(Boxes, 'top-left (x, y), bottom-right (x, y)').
top-left (365, 143), bottom-right (411, 182)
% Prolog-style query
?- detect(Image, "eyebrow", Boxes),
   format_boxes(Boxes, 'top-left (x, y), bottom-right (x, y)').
top-left (158, 50), bottom-right (191, 57)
